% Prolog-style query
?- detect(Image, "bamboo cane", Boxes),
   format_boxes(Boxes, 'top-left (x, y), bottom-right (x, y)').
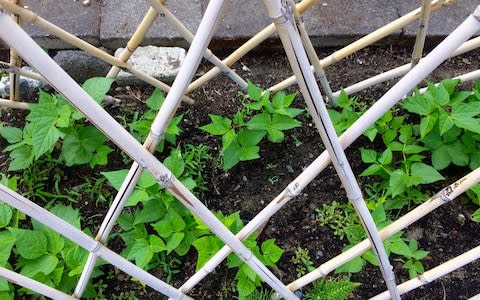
top-left (0, 266), bottom-right (76, 300)
top-left (174, 7), bottom-right (480, 295)
top-left (288, 0), bottom-right (336, 106)
top-left (0, 185), bottom-right (192, 300)
top-left (288, 165), bottom-right (480, 291)
top-left (8, 0), bottom-right (22, 102)
top-left (411, 0), bottom-right (433, 68)
top-left (371, 245), bottom-right (480, 300)
top-left (186, 0), bottom-right (316, 93)
top-left (470, 293), bottom-right (480, 300)
top-left (332, 36), bottom-right (480, 98)
top-left (0, 0), bottom-right (194, 104)
top-left (0, 98), bottom-right (29, 109)
top-left (267, 0), bottom-right (453, 94)
top-left (147, 0), bottom-right (248, 90)
top-left (264, 1), bottom-right (400, 298)
top-left (0, 10), bottom-right (300, 300)
top-left (106, 7), bottom-right (159, 78)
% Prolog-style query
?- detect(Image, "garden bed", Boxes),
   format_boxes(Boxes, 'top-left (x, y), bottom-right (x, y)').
top-left (1, 46), bottom-right (480, 299)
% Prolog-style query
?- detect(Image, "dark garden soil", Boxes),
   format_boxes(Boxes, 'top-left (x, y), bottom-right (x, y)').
top-left (1, 46), bottom-right (480, 299)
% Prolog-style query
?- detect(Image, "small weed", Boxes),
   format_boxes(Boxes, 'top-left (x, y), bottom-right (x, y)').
top-left (291, 247), bottom-right (315, 277)
top-left (303, 276), bottom-right (360, 300)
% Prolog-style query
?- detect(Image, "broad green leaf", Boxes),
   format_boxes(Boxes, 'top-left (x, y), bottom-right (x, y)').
top-left (126, 238), bottom-right (153, 269)
top-left (9, 228), bottom-right (47, 259)
top-left (222, 141), bottom-right (241, 169)
top-left (149, 234), bottom-right (166, 253)
top-left (238, 146), bottom-right (260, 161)
top-left (138, 171), bottom-right (158, 188)
top-left (237, 130), bottom-right (265, 147)
top-left (441, 78), bottom-right (460, 94)
top-left (246, 112), bottom-right (271, 131)
top-left (166, 232), bottom-right (184, 254)
top-left (0, 231), bottom-right (14, 265)
top-left (336, 255), bottom-right (364, 273)
top-left (454, 117), bottom-right (480, 134)
top-left (152, 210), bottom-right (185, 238)
top-left (420, 115), bottom-right (437, 138)
top-left (271, 113), bottom-right (301, 130)
top-left (247, 81), bottom-right (262, 100)
top-left (411, 162), bottom-right (445, 184)
top-left (200, 114), bottom-right (231, 135)
top-left (239, 263), bottom-right (257, 282)
top-left (31, 125), bottom-right (62, 160)
top-left (102, 169), bottom-right (128, 190)
top-left (267, 128), bottom-right (284, 143)
top-left (434, 82), bottom-right (450, 106)
top-left (20, 254), bottom-right (58, 277)
top-left (145, 88), bottom-right (164, 110)
top-left (61, 126), bottom-right (107, 166)
top-left (447, 141), bottom-right (469, 167)
top-left (390, 239), bottom-right (412, 257)
top-left (404, 145), bottom-right (427, 154)
top-left (438, 113), bottom-right (454, 136)
top-left (432, 146), bottom-right (450, 170)
top-left (471, 208), bottom-right (480, 223)
top-left (382, 129), bottom-right (397, 145)
top-left (89, 145), bottom-right (113, 168)
top-left (260, 239), bottom-right (283, 266)
top-left (126, 189), bottom-right (149, 206)
top-left (362, 250), bottom-right (379, 266)
top-left (402, 95), bottom-right (434, 115)
top-left (389, 169), bottom-right (408, 196)
top-left (236, 271), bottom-right (256, 298)
top-left (82, 77), bottom-right (115, 104)
top-left (133, 198), bottom-right (166, 225)
top-left (222, 128), bottom-right (236, 151)
top-left (8, 145), bottom-right (34, 171)
top-left (360, 148), bottom-right (377, 163)
top-left (117, 214), bottom-right (134, 231)
top-left (50, 204), bottom-right (82, 229)
top-left (32, 220), bottom-right (64, 255)
top-left (0, 203), bottom-right (12, 228)
top-left (164, 150), bottom-right (185, 178)
top-left (0, 126), bottom-right (22, 144)
top-left (378, 148), bottom-right (393, 165)
top-left (55, 104), bottom-right (72, 128)
top-left (192, 236), bottom-right (221, 270)
top-left (360, 164), bottom-right (383, 177)
top-left (272, 91), bottom-right (287, 108)
top-left (452, 102), bottom-right (480, 118)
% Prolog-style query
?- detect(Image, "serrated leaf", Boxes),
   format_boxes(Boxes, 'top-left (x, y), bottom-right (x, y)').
top-left (20, 254), bottom-right (58, 277)
top-left (82, 77), bottom-right (114, 104)
top-left (9, 228), bottom-right (47, 259)
top-left (411, 162), bottom-right (445, 184)
top-left (0, 127), bottom-right (22, 144)
top-left (145, 88), bottom-right (164, 110)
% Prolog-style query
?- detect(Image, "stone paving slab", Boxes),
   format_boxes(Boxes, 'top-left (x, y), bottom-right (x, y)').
top-left (99, 0), bottom-right (202, 50)
top-left (398, 0), bottom-right (480, 38)
top-left (19, 0), bottom-right (99, 49)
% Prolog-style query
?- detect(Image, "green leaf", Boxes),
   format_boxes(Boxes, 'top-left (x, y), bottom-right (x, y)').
top-left (222, 141), bottom-right (241, 169)
top-left (8, 145), bottom-right (34, 171)
top-left (246, 112), bottom-right (271, 131)
top-left (133, 199), bottom-right (166, 225)
top-left (0, 204), bottom-right (12, 228)
top-left (378, 148), bottom-right (393, 165)
top-left (438, 113), bottom-right (454, 136)
top-left (471, 208), bottom-right (480, 223)
top-left (402, 95), bottom-right (434, 115)
top-left (431, 146), bottom-right (451, 170)
top-left (126, 238), bottom-right (153, 269)
top-left (271, 113), bottom-right (301, 130)
top-left (453, 117), bottom-right (480, 134)
top-left (89, 145), bottom-right (113, 168)
top-left (360, 148), bottom-right (377, 163)
top-left (434, 82), bottom-right (450, 106)
top-left (61, 126), bottom-right (107, 166)
top-left (390, 239), bottom-right (412, 257)
top-left (9, 228), bottom-right (47, 259)
top-left (222, 129), bottom-right (236, 151)
top-left (247, 81), bottom-right (263, 100)
top-left (149, 234), bottom-right (166, 253)
top-left (238, 146), bottom-right (260, 161)
top-left (192, 236), bottom-right (221, 270)
top-left (152, 210), bottom-right (185, 238)
top-left (403, 145), bottom-right (427, 154)
top-left (31, 221), bottom-right (64, 255)
top-left (0, 126), bottom-right (22, 144)
top-left (82, 77), bottom-right (114, 104)
top-left (452, 102), bottom-right (480, 118)
top-left (31, 125), bottom-right (62, 160)
top-left (0, 231), bottom-right (14, 265)
top-left (267, 128), bottom-right (285, 143)
top-left (166, 232), bottom-right (184, 254)
top-left (420, 115), bottom-right (437, 138)
top-left (441, 78), bottom-right (460, 95)
top-left (411, 162), bottom-right (445, 184)
top-left (200, 114), bottom-right (231, 135)
top-left (389, 169), bottom-right (408, 196)
top-left (164, 149), bottom-right (185, 178)
top-left (20, 254), bottom-right (58, 277)
top-left (336, 255), bottom-right (364, 273)
top-left (236, 271), bottom-right (256, 298)
top-left (360, 164), bottom-right (383, 177)
top-left (49, 204), bottom-right (82, 229)
top-left (237, 130), bottom-right (265, 147)
top-left (260, 239), bottom-right (283, 266)
top-left (102, 169), bottom-right (128, 190)
top-left (145, 88), bottom-right (164, 110)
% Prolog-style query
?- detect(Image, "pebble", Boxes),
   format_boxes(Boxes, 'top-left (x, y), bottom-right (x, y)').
top-left (315, 250), bottom-right (324, 259)
top-left (242, 175), bottom-right (248, 182)
top-left (457, 213), bottom-right (466, 226)
top-left (286, 164), bottom-right (294, 173)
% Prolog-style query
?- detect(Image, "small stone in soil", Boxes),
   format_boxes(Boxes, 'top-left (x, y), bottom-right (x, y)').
top-left (315, 250), bottom-right (324, 259)
top-left (286, 164), bottom-right (294, 173)
top-left (457, 213), bottom-right (466, 226)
